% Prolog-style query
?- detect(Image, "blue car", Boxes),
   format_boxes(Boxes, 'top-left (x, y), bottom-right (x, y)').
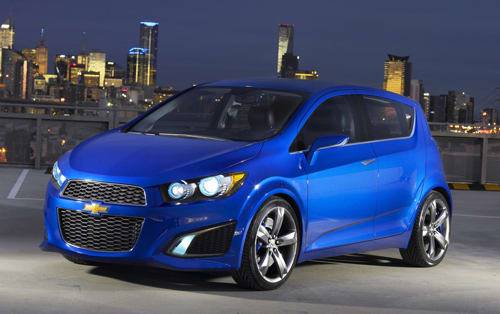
top-left (43, 78), bottom-right (452, 290)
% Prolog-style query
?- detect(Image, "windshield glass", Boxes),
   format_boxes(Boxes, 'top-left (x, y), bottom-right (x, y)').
top-left (128, 87), bottom-right (305, 141)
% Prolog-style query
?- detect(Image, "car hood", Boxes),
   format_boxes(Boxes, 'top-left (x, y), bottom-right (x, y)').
top-left (60, 130), bottom-right (262, 186)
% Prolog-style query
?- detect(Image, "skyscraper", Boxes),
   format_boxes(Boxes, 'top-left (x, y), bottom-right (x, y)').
top-left (0, 49), bottom-right (22, 97)
top-left (276, 24), bottom-right (294, 74)
top-left (383, 54), bottom-right (412, 96)
top-left (35, 28), bottom-right (48, 75)
top-left (68, 62), bottom-right (85, 85)
top-left (446, 91), bottom-right (474, 123)
top-left (105, 61), bottom-right (116, 78)
top-left (0, 49), bottom-right (34, 99)
top-left (17, 59), bottom-right (35, 99)
top-left (0, 18), bottom-right (14, 77)
top-left (0, 18), bottom-right (14, 49)
top-left (77, 53), bottom-right (89, 70)
top-left (422, 92), bottom-right (431, 119)
top-left (481, 108), bottom-right (498, 126)
top-left (87, 52), bottom-right (106, 86)
top-left (126, 47), bottom-right (147, 85)
top-left (139, 22), bottom-right (158, 86)
top-left (429, 95), bottom-right (447, 123)
top-left (21, 48), bottom-right (36, 63)
top-left (410, 79), bottom-right (423, 104)
top-left (55, 54), bottom-right (73, 81)
top-left (280, 52), bottom-right (299, 78)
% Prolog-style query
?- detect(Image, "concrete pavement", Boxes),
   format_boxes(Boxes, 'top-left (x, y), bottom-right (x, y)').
top-left (0, 167), bottom-right (499, 314)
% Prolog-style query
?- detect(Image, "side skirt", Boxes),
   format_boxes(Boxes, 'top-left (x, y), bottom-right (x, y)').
top-left (299, 231), bottom-right (410, 263)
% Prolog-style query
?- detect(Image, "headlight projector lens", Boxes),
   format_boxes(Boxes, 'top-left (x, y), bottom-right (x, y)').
top-left (168, 182), bottom-right (196, 200)
top-left (199, 175), bottom-right (227, 197)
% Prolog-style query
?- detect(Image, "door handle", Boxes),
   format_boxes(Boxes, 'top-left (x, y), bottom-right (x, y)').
top-left (361, 158), bottom-right (376, 166)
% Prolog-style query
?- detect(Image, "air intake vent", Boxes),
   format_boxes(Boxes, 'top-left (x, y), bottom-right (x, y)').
top-left (168, 222), bottom-right (236, 257)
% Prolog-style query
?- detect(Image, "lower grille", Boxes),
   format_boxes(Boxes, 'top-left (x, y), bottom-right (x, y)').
top-left (58, 208), bottom-right (144, 252)
top-left (185, 222), bottom-right (236, 256)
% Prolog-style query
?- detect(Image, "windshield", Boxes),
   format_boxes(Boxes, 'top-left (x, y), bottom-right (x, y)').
top-left (128, 87), bottom-right (305, 141)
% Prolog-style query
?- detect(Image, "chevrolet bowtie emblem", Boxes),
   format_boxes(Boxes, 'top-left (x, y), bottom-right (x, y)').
top-left (83, 203), bottom-right (109, 215)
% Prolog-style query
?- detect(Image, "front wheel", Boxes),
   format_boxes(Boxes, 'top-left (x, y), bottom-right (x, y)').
top-left (400, 191), bottom-right (451, 267)
top-left (232, 197), bottom-right (300, 290)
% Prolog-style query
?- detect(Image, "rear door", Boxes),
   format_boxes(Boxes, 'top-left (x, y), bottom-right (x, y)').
top-left (358, 94), bottom-right (425, 238)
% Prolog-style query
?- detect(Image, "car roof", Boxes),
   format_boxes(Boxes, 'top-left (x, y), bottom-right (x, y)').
top-left (199, 78), bottom-right (419, 109)
top-left (201, 78), bottom-right (369, 93)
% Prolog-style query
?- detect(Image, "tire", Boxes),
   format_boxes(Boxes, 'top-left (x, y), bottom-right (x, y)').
top-left (232, 197), bottom-right (300, 290)
top-left (63, 254), bottom-right (108, 267)
top-left (400, 191), bottom-right (451, 267)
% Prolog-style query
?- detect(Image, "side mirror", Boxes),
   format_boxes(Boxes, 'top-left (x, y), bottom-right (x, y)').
top-left (307, 134), bottom-right (349, 165)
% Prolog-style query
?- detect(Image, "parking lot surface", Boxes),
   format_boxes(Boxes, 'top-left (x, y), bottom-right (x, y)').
top-left (0, 167), bottom-right (499, 313)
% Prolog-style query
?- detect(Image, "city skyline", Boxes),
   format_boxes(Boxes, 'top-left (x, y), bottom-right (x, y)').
top-left (2, 0), bottom-right (500, 112)
top-left (1, 20), bottom-right (497, 124)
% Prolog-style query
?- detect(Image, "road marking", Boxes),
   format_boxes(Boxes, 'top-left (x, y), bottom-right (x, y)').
top-left (13, 197), bottom-right (44, 201)
top-left (7, 169), bottom-right (29, 199)
top-left (455, 213), bottom-right (500, 220)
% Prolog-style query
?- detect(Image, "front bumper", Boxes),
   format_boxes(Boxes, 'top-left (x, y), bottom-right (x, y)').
top-left (42, 182), bottom-right (248, 271)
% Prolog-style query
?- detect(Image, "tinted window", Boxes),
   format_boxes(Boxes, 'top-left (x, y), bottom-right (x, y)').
top-left (292, 96), bottom-right (360, 151)
top-left (129, 87), bottom-right (305, 141)
top-left (363, 96), bottom-right (414, 140)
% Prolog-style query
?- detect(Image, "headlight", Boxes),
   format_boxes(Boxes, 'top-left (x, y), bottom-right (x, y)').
top-left (168, 182), bottom-right (196, 200)
top-left (165, 173), bottom-right (245, 202)
top-left (199, 175), bottom-right (227, 197)
top-left (51, 161), bottom-right (67, 188)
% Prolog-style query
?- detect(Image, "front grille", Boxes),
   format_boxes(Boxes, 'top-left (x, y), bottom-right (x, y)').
top-left (62, 180), bottom-right (146, 206)
top-left (58, 208), bottom-right (144, 252)
top-left (185, 222), bottom-right (236, 256)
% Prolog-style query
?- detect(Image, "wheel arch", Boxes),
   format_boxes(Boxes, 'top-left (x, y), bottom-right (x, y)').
top-left (402, 178), bottom-right (452, 249)
top-left (235, 178), bottom-right (307, 269)
top-left (419, 168), bottom-right (452, 215)
top-left (432, 186), bottom-right (453, 215)
top-left (273, 192), bottom-right (304, 248)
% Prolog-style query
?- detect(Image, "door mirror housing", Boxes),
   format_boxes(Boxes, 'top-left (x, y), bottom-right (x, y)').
top-left (307, 134), bottom-right (350, 165)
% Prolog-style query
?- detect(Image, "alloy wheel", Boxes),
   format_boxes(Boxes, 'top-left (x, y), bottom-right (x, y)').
top-left (254, 206), bottom-right (298, 283)
top-left (420, 198), bottom-right (450, 261)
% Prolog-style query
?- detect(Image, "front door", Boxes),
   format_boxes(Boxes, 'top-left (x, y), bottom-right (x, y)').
top-left (292, 95), bottom-right (378, 252)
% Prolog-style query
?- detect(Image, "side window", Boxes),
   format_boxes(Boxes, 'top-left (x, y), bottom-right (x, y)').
top-left (363, 96), bottom-right (414, 140)
top-left (291, 96), bottom-right (360, 152)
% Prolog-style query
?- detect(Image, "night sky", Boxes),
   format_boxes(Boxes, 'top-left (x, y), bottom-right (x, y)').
top-left (7, 0), bottom-right (500, 109)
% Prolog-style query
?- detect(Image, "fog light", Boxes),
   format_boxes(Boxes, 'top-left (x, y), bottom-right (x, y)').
top-left (170, 234), bottom-right (196, 256)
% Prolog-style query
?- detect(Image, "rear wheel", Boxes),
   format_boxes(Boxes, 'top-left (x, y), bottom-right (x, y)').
top-left (232, 197), bottom-right (300, 290)
top-left (400, 191), bottom-right (451, 267)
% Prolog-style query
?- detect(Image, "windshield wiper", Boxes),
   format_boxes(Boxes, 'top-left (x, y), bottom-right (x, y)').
top-left (157, 133), bottom-right (227, 141)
